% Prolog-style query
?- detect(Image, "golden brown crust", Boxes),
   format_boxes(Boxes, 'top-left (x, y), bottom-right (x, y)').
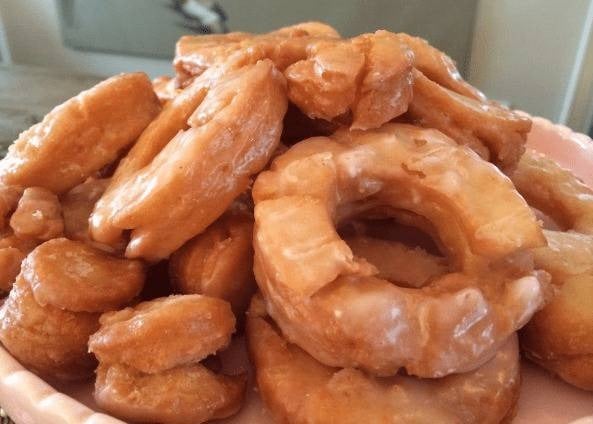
top-left (284, 31), bottom-right (414, 129)
top-left (89, 295), bottom-right (235, 374)
top-left (91, 294), bottom-right (245, 424)
top-left (23, 238), bottom-right (145, 313)
top-left (169, 211), bottom-right (256, 318)
top-left (247, 294), bottom-right (521, 424)
top-left (512, 151), bottom-right (593, 390)
top-left (406, 70), bottom-right (531, 171)
top-left (395, 33), bottom-right (486, 101)
top-left (0, 73), bottom-right (160, 193)
top-left (90, 60), bottom-right (287, 261)
top-left (110, 74), bottom-right (212, 187)
top-left (176, 27), bottom-right (413, 130)
top-left (512, 149), bottom-right (593, 234)
top-left (95, 362), bottom-right (246, 424)
top-left (0, 277), bottom-right (99, 380)
top-left (174, 22), bottom-right (339, 78)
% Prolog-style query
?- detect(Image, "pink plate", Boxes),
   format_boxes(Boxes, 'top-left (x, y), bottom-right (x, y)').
top-left (1, 116), bottom-right (593, 424)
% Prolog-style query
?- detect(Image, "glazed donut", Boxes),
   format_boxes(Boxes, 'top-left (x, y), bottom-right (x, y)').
top-left (90, 65), bottom-right (228, 249)
top-left (176, 26), bottom-right (414, 129)
top-left (0, 237), bottom-right (145, 380)
top-left (89, 67), bottom-right (224, 249)
top-left (406, 70), bottom-right (531, 171)
top-left (0, 277), bottom-right (99, 380)
top-left (0, 73), bottom-right (160, 194)
top-left (89, 295), bottom-right (246, 424)
top-left (169, 210), bottom-right (256, 319)
top-left (90, 60), bottom-right (287, 261)
top-left (174, 22), bottom-right (340, 79)
top-left (109, 67), bottom-right (224, 188)
top-left (95, 362), bottom-right (246, 424)
top-left (252, 123), bottom-right (548, 377)
top-left (395, 33), bottom-right (486, 101)
top-left (89, 295), bottom-right (236, 374)
top-left (512, 149), bottom-right (593, 235)
top-left (247, 294), bottom-right (521, 424)
top-left (284, 30), bottom-right (414, 129)
top-left (23, 238), bottom-right (145, 313)
top-left (512, 149), bottom-right (593, 390)
top-left (10, 187), bottom-right (63, 241)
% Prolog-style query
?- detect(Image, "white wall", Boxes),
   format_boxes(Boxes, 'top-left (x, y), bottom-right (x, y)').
top-left (469, 0), bottom-right (593, 124)
top-left (0, 0), bottom-right (171, 78)
top-left (565, 9), bottom-right (593, 133)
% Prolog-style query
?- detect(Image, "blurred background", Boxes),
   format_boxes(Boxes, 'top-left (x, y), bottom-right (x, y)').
top-left (0, 0), bottom-right (592, 151)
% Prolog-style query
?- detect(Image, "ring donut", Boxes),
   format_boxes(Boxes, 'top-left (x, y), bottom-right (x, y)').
top-left (394, 33), bottom-right (486, 101)
top-left (23, 238), bottom-right (145, 313)
top-left (252, 123), bottom-right (548, 377)
top-left (175, 26), bottom-right (414, 129)
top-left (0, 73), bottom-right (160, 194)
top-left (512, 149), bottom-right (593, 390)
top-left (0, 277), bottom-right (99, 380)
top-left (89, 295), bottom-right (236, 374)
top-left (405, 70), bottom-right (531, 171)
top-left (94, 362), bottom-right (246, 424)
top-left (89, 295), bottom-right (246, 424)
top-left (90, 59), bottom-right (287, 261)
top-left (174, 22), bottom-right (340, 79)
top-left (169, 210), bottom-right (256, 319)
top-left (247, 294), bottom-right (521, 424)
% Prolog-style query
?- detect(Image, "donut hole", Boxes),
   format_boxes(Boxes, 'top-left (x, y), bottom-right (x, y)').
top-left (338, 215), bottom-right (450, 289)
top-left (338, 217), bottom-right (443, 256)
top-left (281, 103), bottom-right (339, 145)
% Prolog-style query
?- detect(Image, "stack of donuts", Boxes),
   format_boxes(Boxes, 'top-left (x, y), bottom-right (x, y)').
top-left (0, 21), bottom-right (591, 424)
